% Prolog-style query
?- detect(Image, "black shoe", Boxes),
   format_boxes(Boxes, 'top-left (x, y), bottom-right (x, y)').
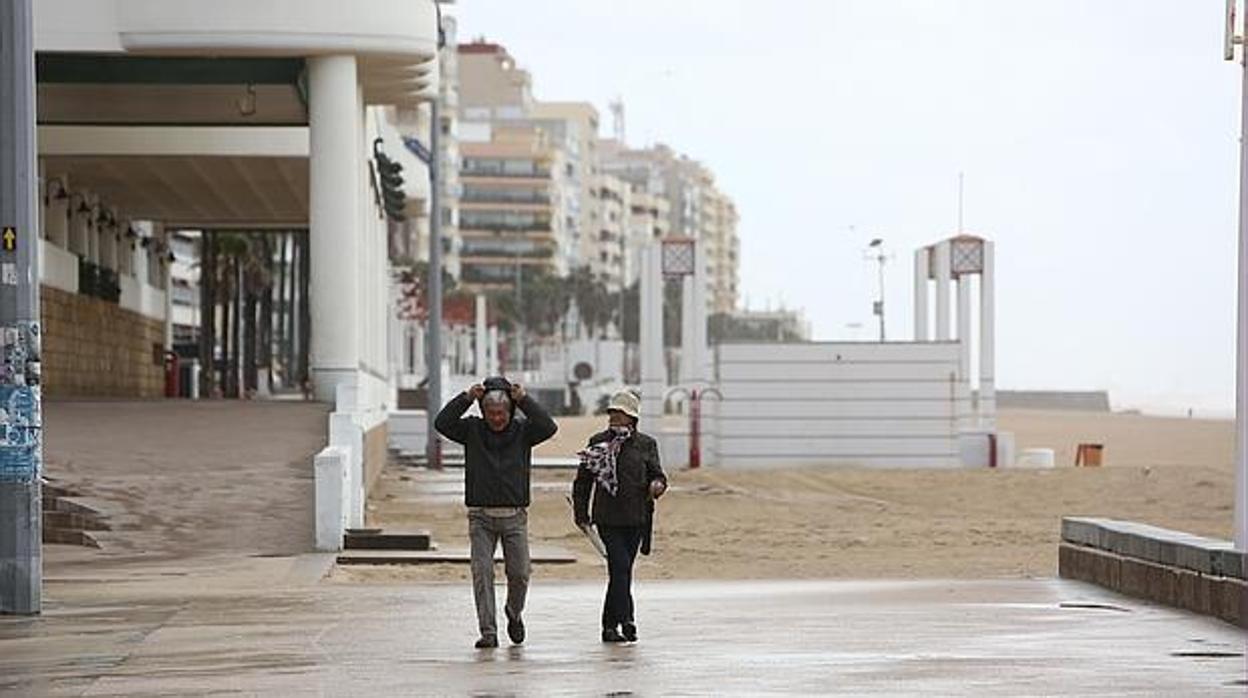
top-left (621, 622), bottom-right (637, 642)
top-left (601, 627), bottom-right (626, 643)
top-left (506, 612), bottom-right (525, 645)
top-left (474, 635), bottom-right (498, 649)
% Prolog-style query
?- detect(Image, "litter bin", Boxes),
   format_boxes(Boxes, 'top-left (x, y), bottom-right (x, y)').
top-left (1075, 443), bottom-right (1103, 467)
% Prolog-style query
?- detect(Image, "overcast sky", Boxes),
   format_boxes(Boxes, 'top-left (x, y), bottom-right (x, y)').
top-left (450, 1), bottom-right (1241, 415)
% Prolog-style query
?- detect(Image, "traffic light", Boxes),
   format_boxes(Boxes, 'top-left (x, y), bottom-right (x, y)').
top-left (372, 139), bottom-right (408, 223)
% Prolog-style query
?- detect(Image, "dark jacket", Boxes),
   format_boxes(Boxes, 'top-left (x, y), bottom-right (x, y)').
top-left (572, 430), bottom-right (666, 527)
top-left (434, 391), bottom-right (558, 507)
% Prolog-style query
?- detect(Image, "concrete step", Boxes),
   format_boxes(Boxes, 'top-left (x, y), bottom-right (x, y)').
top-left (43, 510), bottom-right (110, 532)
top-left (43, 527), bottom-right (101, 548)
top-left (344, 529), bottom-right (433, 551)
top-left (336, 546), bottom-right (578, 566)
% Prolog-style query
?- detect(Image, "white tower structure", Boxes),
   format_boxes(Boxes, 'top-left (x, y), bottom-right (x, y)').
top-left (914, 235), bottom-right (996, 429)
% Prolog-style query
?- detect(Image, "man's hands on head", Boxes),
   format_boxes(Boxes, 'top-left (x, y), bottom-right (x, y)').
top-left (467, 384), bottom-right (485, 400)
top-left (510, 383), bottom-right (526, 402)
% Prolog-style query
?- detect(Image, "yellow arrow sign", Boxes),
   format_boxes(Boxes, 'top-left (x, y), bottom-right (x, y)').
top-left (1, 227), bottom-right (14, 252)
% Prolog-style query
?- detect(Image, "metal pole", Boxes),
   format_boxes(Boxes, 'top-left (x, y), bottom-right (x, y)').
top-left (426, 94), bottom-right (443, 468)
top-left (1235, 4), bottom-right (1248, 551)
top-left (0, 0), bottom-right (42, 614)
top-left (876, 253), bottom-right (886, 342)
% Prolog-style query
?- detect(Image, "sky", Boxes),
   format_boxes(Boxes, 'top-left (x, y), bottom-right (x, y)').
top-left (449, 1), bottom-right (1242, 415)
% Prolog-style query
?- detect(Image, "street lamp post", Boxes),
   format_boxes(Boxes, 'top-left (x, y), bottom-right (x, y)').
top-left (866, 238), bottom-right (888, 342)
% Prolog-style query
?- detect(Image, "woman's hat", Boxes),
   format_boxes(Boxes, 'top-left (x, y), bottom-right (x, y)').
top-left (607, 390), bottom-right (641, 420)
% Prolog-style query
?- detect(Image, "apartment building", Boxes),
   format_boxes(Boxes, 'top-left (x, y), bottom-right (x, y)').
top-left (457, 124), bottom-right (569, 288)
top-left (599, 141), bottom-right (740, 313)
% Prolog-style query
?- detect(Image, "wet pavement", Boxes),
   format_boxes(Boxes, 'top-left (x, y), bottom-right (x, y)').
top-left (2, 564), bottom-right (1245, 696)
top-left (6, 403), bottom-right (1243, 694)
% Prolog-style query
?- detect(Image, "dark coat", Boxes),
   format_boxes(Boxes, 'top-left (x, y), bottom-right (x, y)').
top-left (434, 392), bottom-right (557, 507)
top-left (572, 430), bottom-right (666, 528)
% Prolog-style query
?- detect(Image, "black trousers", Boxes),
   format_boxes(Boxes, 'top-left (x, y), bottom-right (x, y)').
top-left (598, 524), bottom-right (644, 629)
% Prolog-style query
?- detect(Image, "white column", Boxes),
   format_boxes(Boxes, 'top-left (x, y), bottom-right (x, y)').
top-left (934, 240), bottom-right (952, 341)
top-left (86, 199), bottom-right (100, 264)
top-left (133, 221), bottom-right (150, 286)
top-left (308, 55), bottom-right (362, 403)
top-left (694, 240), bottom-right (710, 382)
top-left (639, 244), bottom-right (664, 425)
top-left (914, 247), bottom-right (930, 341)
top-left (475, 294), bottom-right (488, 376)
top-left (157, 224), bottom-right (173, 350)
top-left (979, 241), bottom-right (996, 429)
top-left (45, 180), bottom-right (68, 249)
top-left (679, 272), bottom-right (697, 385)
top-left (487, 325), bottom-right (499, 376)
top-left (956, 274), bottom-right (972, 381)
top-left (956, 273), bottom-right (973, 429)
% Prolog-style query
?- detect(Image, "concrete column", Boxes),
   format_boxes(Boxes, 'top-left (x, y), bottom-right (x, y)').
top-left (679, 272), bottom-right (697, 385)
top-left (694, 240), bottom-right (710, 382)
top-left (934, 240), bottom-right (952, 341)
top-left (86, 199), bottom-right (100, 265)
top-left (133, 221), bottom-right (151, 288)
top-left (45, 178), bottom-right (68, 249)
top-left (308, 55), bottom-right (362, 403)
top-left (475, 294), bottom-right (487, 376)
top-left (487, 325), bottom-right (499, 376)
top-left (639, 244), bottom-right (663, 425)
top-left (158, 224), bottom-right (173, 350)
top-left (979, 241), bottom-right (996, 428)
top-left (956, 273), bottom-right (973, 430)
top-left (956, 274), bottom-right (972, 382)
top-left (914, 247), bottom-right (930, 341)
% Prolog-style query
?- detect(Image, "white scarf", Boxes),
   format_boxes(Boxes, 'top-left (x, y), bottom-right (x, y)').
top-left (577, 425), bottom-right (633, 496)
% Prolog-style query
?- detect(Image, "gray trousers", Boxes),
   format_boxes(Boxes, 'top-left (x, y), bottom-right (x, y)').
top-left (468, 509), bottom-right (530, 639)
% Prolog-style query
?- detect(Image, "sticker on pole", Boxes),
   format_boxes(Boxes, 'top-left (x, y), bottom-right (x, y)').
top-left (1, 227), bottom-right (15, 252)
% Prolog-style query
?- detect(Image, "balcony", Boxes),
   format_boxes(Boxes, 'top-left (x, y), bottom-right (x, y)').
top-left (459, 191), bottom-right (552, 205)
top-left (461, 160), bottom-right (552, 179)
top-left (458, 219), bottom-right (553, 234)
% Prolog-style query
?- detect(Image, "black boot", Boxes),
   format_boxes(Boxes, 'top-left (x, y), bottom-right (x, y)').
top-left (601, 627), bottom-right (626, 643)
top-left (506, 610), bottom-right (525, 645)
top-left (474, 635), bottom-right (498, 649)
top-left (621, 622), bottom-right (637, 642)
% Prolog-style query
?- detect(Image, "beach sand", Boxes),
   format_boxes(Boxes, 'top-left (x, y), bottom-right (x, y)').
top-left (333, 408), bottom-right (1234, 584)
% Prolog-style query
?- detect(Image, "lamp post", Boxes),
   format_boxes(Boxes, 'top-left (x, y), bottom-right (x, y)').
top-left (866, 238), bottom-right (888, 342)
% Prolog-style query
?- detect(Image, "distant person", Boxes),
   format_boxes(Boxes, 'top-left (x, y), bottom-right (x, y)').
top-left (435, 376), bottom-right (558, 649)
top-left (572, 390), bottom-right (667, 643)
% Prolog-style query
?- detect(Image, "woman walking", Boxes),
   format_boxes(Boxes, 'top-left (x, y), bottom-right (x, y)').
top-left (572, 390), bottom-right (667, 643)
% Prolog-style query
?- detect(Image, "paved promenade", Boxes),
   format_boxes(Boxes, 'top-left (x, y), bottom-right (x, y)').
top-left (0, 401), bottom-right (1242, 695)
top-left (2, 568), bottom-right (1245, 696)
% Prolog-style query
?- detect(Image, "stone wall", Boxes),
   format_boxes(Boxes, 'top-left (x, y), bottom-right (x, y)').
top-left (41, 286), bottom-right (165, 398)
top-left (1059, 517), bottom-right (1245, 627)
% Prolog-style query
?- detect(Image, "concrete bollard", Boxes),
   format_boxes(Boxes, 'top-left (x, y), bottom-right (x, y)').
top-left (314, 446), bottom-right (349, 551)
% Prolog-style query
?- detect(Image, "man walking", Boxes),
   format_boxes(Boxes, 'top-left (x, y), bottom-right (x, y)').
top-left (435, 376), bottom-right (557, 649)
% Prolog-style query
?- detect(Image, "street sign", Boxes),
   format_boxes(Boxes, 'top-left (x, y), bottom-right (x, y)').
top-left (1, 227), bottom-right (14, 252)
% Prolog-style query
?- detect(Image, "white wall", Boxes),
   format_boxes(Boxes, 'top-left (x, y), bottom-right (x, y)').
top-left (714, 341), bottom-right (966, 469)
